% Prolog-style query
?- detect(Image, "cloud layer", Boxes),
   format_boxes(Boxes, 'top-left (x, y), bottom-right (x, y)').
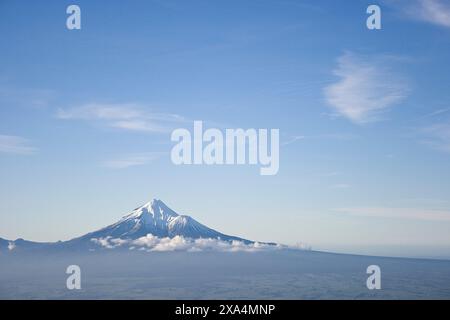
top-left (91, 234), bottom-right (286, 252)
top-left (324, 52), bottom-right (409, 124)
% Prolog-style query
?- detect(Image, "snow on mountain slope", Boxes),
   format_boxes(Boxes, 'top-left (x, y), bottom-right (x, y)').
top-left (1, 198), bottom-right (274, 253)
top-left (72, 198), bottom-right (252, 244)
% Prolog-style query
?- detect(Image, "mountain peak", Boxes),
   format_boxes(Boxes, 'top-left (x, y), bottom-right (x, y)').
top-left (95, 198), bottom-right (251, 242)
top-left (139, 198), bottom-right (179, 219)
top-left (1, 198), bottom-right (258, 252)
top-left (149, 198), bottom-right (162, 205)
top-left (122, 198), bottom-right (180, 228)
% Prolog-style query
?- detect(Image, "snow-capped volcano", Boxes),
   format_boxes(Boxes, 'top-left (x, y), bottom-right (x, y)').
top-left (74, 198), bottom-right (251, 243)
top-left (1, 198), bottom-right (273, 253)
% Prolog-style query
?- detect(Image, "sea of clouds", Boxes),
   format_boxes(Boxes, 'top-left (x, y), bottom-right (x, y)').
top-left (90, 235), bottom-right (293, 252)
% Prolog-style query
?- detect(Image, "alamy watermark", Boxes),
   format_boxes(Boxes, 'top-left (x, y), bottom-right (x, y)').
top-left (171, 121), bottom-right (279, 176)
top-left (366, 265), bottom-right (381, 290)
top-left (66, 265), bottom-right (81, 290)
top-left (66, 5), bottom-right (81, 30)
top-left (366, 4), bottom-right (381, 30)
top-left (65, 4), bottom-right (382, 31)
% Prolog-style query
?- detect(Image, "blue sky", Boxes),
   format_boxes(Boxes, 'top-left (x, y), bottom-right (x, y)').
top-left (1, 0), bottom-right (450, 258)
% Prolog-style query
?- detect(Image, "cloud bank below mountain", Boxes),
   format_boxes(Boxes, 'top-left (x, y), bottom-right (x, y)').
top-left (91, 234), bottom-right (289, 252)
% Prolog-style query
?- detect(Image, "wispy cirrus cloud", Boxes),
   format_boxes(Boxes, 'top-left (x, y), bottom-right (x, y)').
top-left (335, 207), bottom-right (450, 222)
top-left (282, 132), bottom-right (359, 147)
top-left (56, 103), bottom-right (186, 133)
top-left (324, 52), bottom-right (409, 124)
top-left (0, 135), bottom-right (36, 155)
top-left (103, 152), bottom-right (165, 169)
top-left (0, 83), bottom-right (55, 109)
top-left (393, 0), bottom-right (450, 28)
top-left (420, 122), bottom-right (450, 153)
top-left (427, 107), bottom-right (450, 117)
top-left (281, 135), bottom-right (305, 146)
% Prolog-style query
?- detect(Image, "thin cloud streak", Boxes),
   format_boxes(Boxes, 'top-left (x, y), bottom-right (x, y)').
top-left (330, 184), bottom-right (351, 189)
top-left (420, 122), bottom-right (450, 153)
top-left (335, 207), bottom-right (450, 222)
top-left (0, 135), bottom-right (36, 155)
top-left (57, 103), bottom-right (187, 133)
top-left (282, 135), bottom-right (305, 146)
top-left (0, 83), bottom-right (55, 109)
top-left (103, 152), bottom-right (165, 169)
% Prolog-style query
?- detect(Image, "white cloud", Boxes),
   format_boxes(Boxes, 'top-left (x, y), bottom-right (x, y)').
top-left (103, 152), bottom-right (165, 169)
top-left (324, 52), bottom-right (409, 124)
top-left (91, 236), bottom-right (116, 249)
top-left (57, 103), bottom-right (186, 133)
top-left (335, 207), bottom-right (450, 222)
top-left (8, 242), bottom-right (16, 251)
top-left (91, 234), bottom-right (286, 252)
top-left (0, 135), bottom-right (36, 155)
top-left (397, 0), bottom-right (450, 28)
